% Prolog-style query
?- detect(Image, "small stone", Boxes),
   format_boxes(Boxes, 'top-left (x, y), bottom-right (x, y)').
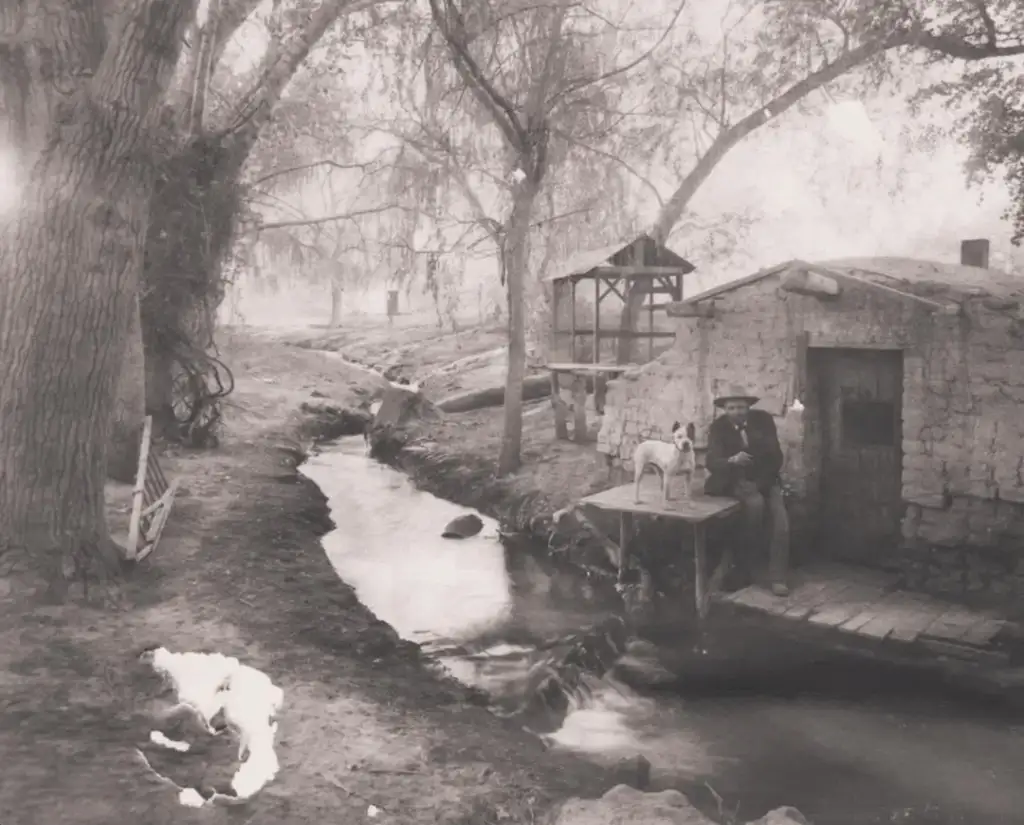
top-left (441, 513), bottom-right (484, 539)
top-left (746, 806), bottom-right (811, 825)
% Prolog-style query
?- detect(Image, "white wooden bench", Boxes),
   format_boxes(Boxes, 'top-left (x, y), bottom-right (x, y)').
top-left (125, 416), bottom-right (180, 562)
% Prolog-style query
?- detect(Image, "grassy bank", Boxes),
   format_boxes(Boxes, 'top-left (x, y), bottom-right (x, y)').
top-left (0, 328), bottom-right (611, 825)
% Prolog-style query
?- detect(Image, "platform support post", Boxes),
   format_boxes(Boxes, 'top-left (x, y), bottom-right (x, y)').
top-left (550, 370), bottom-right (568, 440)
top-left (617, 512), bottom-right (633, 582)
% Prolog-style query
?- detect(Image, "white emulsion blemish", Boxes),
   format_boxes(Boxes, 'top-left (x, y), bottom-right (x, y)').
top-left (145, 647), bottom-right (285, 805)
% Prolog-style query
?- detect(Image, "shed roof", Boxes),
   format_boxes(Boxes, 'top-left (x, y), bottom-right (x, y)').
top-left (684, 256), bottom-right (1024, 306)
top-left (544, 234), bottom-right (695, 282)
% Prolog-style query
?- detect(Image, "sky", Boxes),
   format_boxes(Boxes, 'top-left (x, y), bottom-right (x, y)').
top-left (188, 1), bottom-right (1024, 320)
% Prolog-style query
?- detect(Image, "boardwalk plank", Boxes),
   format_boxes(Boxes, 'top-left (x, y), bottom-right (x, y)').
top-left (922, 609), bottom-right (986, 642)
top-left (959, 618), bottom-right (1005, 647)
top-left (732, 586), bottom-right (790, 615)
top-left (806, 584), bottom-right (889, 628)
top-left (782, 580), bottom-right (843, 618)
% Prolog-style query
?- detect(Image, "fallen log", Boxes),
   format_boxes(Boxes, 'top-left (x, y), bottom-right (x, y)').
top-left (437, 373), bottom-right (551, 413)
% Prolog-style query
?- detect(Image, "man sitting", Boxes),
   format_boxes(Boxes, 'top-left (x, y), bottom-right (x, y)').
top-left (704, 385), bottom-right (791, 596)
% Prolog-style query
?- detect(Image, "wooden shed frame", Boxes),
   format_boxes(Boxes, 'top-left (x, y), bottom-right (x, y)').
top-left (545, 234), bottom-right (696, 370)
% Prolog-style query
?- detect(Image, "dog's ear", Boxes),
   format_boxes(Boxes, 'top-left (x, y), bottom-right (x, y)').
top-left (671, 421), bottom-right (681, 433)
top-left (686, 422), bottom-right (696, 441)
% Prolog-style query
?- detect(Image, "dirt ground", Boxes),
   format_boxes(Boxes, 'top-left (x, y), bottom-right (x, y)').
top-left (0, 327), bottom-right (613, 825)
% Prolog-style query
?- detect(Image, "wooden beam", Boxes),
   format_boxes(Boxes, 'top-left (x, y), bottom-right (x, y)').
top-left (546, 362), bottom-right (633, 373)
top-left (569, 278), bottom-right (577, 361)
top-left (598, 278), bottom-right (625, 302)
top-left (550, 279), bottom-right (560, 358)
top-left (780, 268), bottom-right (842, 299)
top-left (571, 375), bottom-right (588, 443)
top-left (588, 265), bottom-right (688, 278)
top-left (554, 330), bottom-right (676, 339)
top-left (794, 260), bottom-right (963, 315)
top-left (793, 330), bottom-right (809, 404)
top-left (550, 371), bottom-right (568, 440)
top-left (665, 301), bottom-right (715, 318)
top-left (593, 276), bottom-right (600, 364)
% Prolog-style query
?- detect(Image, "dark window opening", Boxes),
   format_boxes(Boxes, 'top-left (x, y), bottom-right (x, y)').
top-left (842, 400), bottom-right (897, 447)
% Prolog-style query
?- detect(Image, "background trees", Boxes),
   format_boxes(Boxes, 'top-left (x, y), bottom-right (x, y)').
top-left (5, 0), bottom-right (1024, 590)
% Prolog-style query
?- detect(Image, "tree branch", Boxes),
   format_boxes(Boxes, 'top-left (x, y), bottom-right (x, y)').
top-left (547, 0), bottom-right (688, 110)
top-left (252, 203), bottom-right (413, 231)
top-left (551, 125), bottom-right (664, 208)
top-left (651, 34), bottom-right (898, 243)
top-left (248, 158), bottom-right (374, 187)
top-left (426, 0), bottom-right (527, 149)
top-left (220, 0), bottom-right (393, 170)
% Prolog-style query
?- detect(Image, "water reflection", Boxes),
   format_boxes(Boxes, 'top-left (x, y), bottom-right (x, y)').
top-left (302, 436), bottom-right (1024, 825)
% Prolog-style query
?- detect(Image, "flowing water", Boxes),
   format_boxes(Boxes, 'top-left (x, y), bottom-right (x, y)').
top-left (301, 437), bottom-right (1024, 825)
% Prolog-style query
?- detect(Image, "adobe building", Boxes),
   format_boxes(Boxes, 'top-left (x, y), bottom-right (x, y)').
top-left (597, 240), bottom-right (1024, 606)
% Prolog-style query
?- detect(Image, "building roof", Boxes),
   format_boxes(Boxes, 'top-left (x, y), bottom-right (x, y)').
top-left (683, 256), bottom-right (1024, 306)
top-left (544, 234), bottom-right (696, 282)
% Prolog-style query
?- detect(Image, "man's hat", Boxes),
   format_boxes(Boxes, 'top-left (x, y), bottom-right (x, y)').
top-left (713, 384), bottom-right (760, 408)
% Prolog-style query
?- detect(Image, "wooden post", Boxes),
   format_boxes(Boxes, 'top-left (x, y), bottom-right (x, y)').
top-left (595, 373), bottom-right (607, 414)
top-left (126, 416), bottom-right (154, 559)
top-left (551, 280), bottom-right (560, 358)
top-left (569, 279), bottom-right (577, 362)
top-left (551, 370), bottom-right (568, 440)
top-left (618, 512), bottom-right (633, 581)
top-left (693, 523), bottom-right (708, 624)
top-left (647, 285), bottom-right (654, 361)
top-left (593, 276), bottom-right (601, 363)
top-left (571, 374), bottom-right (588, 443)
top-left (793, 329), bottom-right (809, 403)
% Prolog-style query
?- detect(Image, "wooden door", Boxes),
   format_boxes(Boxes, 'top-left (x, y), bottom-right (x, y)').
top-left (813, 348), bottom-right (904, 564)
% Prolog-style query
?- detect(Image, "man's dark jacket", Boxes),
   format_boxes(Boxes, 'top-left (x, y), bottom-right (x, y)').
top-left (704, 409), bottom-right (784, 497)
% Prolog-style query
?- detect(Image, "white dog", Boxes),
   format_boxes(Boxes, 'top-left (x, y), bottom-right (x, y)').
top-left (632, 421), bottom-right (697, 506)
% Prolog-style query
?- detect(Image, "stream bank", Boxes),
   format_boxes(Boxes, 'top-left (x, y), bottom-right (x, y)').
top-left (1, 329), bottom-right (619, 825)
top-left (305, 434), bottom-right (1024, 825)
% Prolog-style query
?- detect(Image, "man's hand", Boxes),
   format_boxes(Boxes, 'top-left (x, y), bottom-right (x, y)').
top-left (729, 451), bottom-right (753, 467)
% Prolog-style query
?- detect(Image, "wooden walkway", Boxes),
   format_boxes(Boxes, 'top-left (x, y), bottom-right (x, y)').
top-left (716, 563), bottom-right (1011, 661)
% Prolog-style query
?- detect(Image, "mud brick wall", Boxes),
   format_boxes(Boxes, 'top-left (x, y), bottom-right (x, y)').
top-left (597, 272), bottom-right (1024, 606)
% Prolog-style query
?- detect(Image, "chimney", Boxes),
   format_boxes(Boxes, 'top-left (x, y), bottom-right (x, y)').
top-left (960, 238), bottom-right (990, 268)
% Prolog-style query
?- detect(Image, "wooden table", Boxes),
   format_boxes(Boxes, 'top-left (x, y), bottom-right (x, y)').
top-left (580, 480), bottom-right (740, 627)
top-left (546, 362), bottom-right (634, 442)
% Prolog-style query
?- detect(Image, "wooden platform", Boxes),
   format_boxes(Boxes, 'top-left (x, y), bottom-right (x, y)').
top-left (581, 480), bottom-right (739, 524)
top-left (580, 480), bottom-right (741, 627)
top-left (546, 362), bottom-right (635, 373)
top-left (717, 563), bottom-right (1010, 657)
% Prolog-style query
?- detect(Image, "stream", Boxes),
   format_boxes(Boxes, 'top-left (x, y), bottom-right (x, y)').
top-left (301, 436), bottom-right (1024, 825)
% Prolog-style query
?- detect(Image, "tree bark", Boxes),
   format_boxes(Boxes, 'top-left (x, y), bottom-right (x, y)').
top-left (497, 180), bottom-right (539, 476)
top-left (0, 0), bottom-right (196, 593)
top-left (108, 290), bottom-right (146, 483)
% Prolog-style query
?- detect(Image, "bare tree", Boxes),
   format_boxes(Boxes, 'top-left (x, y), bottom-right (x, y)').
top-left (647, 0), bottom-right (1024, 242)
top-left (425, 0), bottom-right (684, 473)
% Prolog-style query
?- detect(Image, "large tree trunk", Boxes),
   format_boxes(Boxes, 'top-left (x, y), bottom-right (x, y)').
top-left (108, 291), bottom-right (147, 483)
top-left (0, 1), bottom-right (196, 594)
top-left (497, 183), bottom-right (539, 476)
